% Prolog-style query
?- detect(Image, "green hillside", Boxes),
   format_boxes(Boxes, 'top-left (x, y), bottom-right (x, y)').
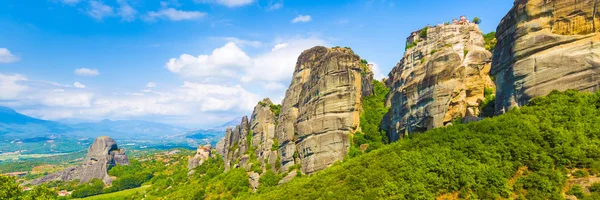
top-left (245, 90), bottom-right (600, 199)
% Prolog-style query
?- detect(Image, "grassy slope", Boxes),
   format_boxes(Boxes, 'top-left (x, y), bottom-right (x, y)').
top-left (78, 185), bottom-right (149, 200)
top-left (245, 90), bottom-right (600, 199)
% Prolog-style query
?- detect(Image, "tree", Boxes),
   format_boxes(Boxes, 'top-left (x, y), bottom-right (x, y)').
top-left (23, 186), bottom-right (56, 200)
top-left (0, 176), bottom-right (22, 199)
top-left (472, 17), bottom-right (481, 24)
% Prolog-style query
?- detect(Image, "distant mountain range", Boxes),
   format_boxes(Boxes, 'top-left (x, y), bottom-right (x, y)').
top-left (0, 106), bottom-right (238, 155)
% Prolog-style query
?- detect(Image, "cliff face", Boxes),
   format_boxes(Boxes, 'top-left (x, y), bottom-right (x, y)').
top-left (492, 0), bottom-right (600, 113)
top-left (30, 136), bottom-right (129, 185)
top-left (276, 46), bottom-right (373, 174)
top-left (384, 23), bottom-right (495, 141)
top-left (217, 99), bottom-right (278, 173)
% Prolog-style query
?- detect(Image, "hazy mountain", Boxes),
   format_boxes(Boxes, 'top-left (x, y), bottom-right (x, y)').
top-left (69, 119), bottom-right (189, 139)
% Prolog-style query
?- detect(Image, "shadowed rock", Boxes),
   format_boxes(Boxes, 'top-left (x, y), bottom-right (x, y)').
top-left (492, 0), bottom-right (600, 113)
top-left (30, 136), bottom-right (129, 185)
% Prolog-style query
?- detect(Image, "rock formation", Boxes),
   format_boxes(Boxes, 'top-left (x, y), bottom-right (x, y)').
top-left (492, 0), bottom-right (600, 113)
top-left (30, 136), bottom-right (129, 185)
top-left (217, 98), bottom-right (278, 172)
top-left (276, 46), bottom-right (373, 174)
top-left (384, 22), bottom-right (495, 141)
top-left (217, 46), bottom-right (373, 176)
top-left (188, 144), bottom-right (212, 171)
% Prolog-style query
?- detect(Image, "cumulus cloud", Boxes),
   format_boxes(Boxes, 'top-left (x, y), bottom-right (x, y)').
top-left (168, 37), bottom-right (326, 93)
top-left (196, 0), bottom-right (254, 7)
top-left (74, 68), bottom-right (100, 76)
top-left (0, 73), bottom-right (28, 100)
top-left (219, 37), bottom-right (262, 48)
top-left (166, 42), bottom-right (251, 78)
top-left (291, 15), bottom-right (311, 23)
top-left (241, 37), bottom-right (326, 83)
top-left (146, 82), bottom-right (156, 88)
top-left (73, 82), bottom-right (86, 88)
top-left (368, 62), bottom-right (388, 80)
top-left (117, 0), bottom-right (137, 22)
top-left (87, 1), bottom-right (114, 20)
top-left (0, 73), bottom-right (260, 127)
top-left (266, 0), bottom-right (283, 10)
top-left (143, 8), bottom-right (206, 21)
top-left (0, 48), bottom-right (19, 63)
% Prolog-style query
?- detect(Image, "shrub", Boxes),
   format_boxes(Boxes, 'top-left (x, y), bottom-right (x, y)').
top-left (472, 17), bottom-right (481, 24)
top-left (590, 182), bottom-right (600, 193)
top-left (566, 185), bottom-right (585, 198)
top-left (572, 169), bottom-right (589, 178)
top-left (483, 32), bottom-right (497, 52)
top-left (71, 179), bottom-right (104, 198)
top-left (259, 170), bottom-right (282, 189)
top-left (0, 176), bottom-right (22, 199)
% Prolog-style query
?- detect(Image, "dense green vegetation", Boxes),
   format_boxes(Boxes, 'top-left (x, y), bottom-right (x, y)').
top-left (484, 32), bottom-right (497, 52)
top-left (248, 90), bottom-right (600, 199)
top-left (4, 90), bottom-right (600, 200)
top-left (351, 80), bottom-right (390, 157)
top-left (0, 175), bottom-right (57, 199)
top-left (479, 87), bottom-right (496, 117)
top-left (472, 17), bottom-right (481, 24)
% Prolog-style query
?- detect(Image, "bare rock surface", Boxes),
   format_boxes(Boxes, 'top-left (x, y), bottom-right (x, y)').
top-left (384, 23), bottom-right (494, 140)
top-left (275, 46), bottom-right (373, 174)
top-left (30, 136), bottom-right (129, 185)
top-left (492, 0), bottom-right (600, 113)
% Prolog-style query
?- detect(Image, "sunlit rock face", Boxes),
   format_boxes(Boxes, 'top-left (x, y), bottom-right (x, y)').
top-left (492, 0), bottom-right (600, 113)
top-left (275, 46), bottom-right (373, 174)
top-left (217, 99), bottom-right (278, 172)
top-left (384, 23), bottom-right (494, 141)
top-left (30, 136), bottom-right (129, 185)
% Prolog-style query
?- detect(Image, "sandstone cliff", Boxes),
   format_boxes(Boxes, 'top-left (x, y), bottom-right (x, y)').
top-left (30, 136), bottom-right (129, 185)
top-left (217, 46), bottom-right (373, 176)
top-left (492, 0), bottom-right (600, 113)
top-left (275, 46), bottom-right (373, 174)
top-left (217, 98), bottom-right (278, 173)
top-left (384, 22), bottom-right (495, 141)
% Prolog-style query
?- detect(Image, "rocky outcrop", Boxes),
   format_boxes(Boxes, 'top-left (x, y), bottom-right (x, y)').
top-left (217, 99), bottom-right (279, 172)
top-left (30, 136), bottom-right (129, 185)
top-left (217, 47), bottom-right (373, 176)
top-left (384, 22), bottom-right (495, 141)
top-left (492, 0), bottom-right (600, 113)
top-left (276, 46), bottom-right (373, 174)
top-left (188, 144), bottom-right (212, 171)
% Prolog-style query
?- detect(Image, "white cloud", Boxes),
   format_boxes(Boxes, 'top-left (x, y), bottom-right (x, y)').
top-left (0, 48), bottom-right (19, 63)
top-left (147, 82), bottom-right (156, 88)
top-left (117, 0), bottom-right (137, 22)
top-left (40, 91), bottom-right (93, 108)
top-left (196, 0), bottom-right (254, 7)
top-left (144, 8), bottom-right (206, 21)
top-left (0, 73), bottom-right (28, 100)
top-left (87, 1), bottom-right (114, 20)
top-left (271, 43), bottom-right (288, 51)
top-left (219, 37), bottom-right (262, 48)
top-left (0, 73), bottom-right (260, 127)
top-left (160, 0), bottom-right (180, 7)
top-left (241, 37), bottom-right (326, 83)
top-left (369, 62), bottom-right (387, 80)
top-left (266, 0), bottom-right (283, 10)
top-left (73, 82), bottom-right (86, 88)
top-left (74, 68), bottom-right (100, 76)
top-left (264, 82), bottom-right (286, 91)
top-left (291, 15), bottom-right (311, 23)
top-left (166, 42), bottom-right (251, 78)
top-left (60, 0), bottom-right (81, 5)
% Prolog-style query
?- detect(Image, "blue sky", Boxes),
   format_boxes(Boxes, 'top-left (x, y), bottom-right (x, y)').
top-left (0, 0), bottom-right (513, 128)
